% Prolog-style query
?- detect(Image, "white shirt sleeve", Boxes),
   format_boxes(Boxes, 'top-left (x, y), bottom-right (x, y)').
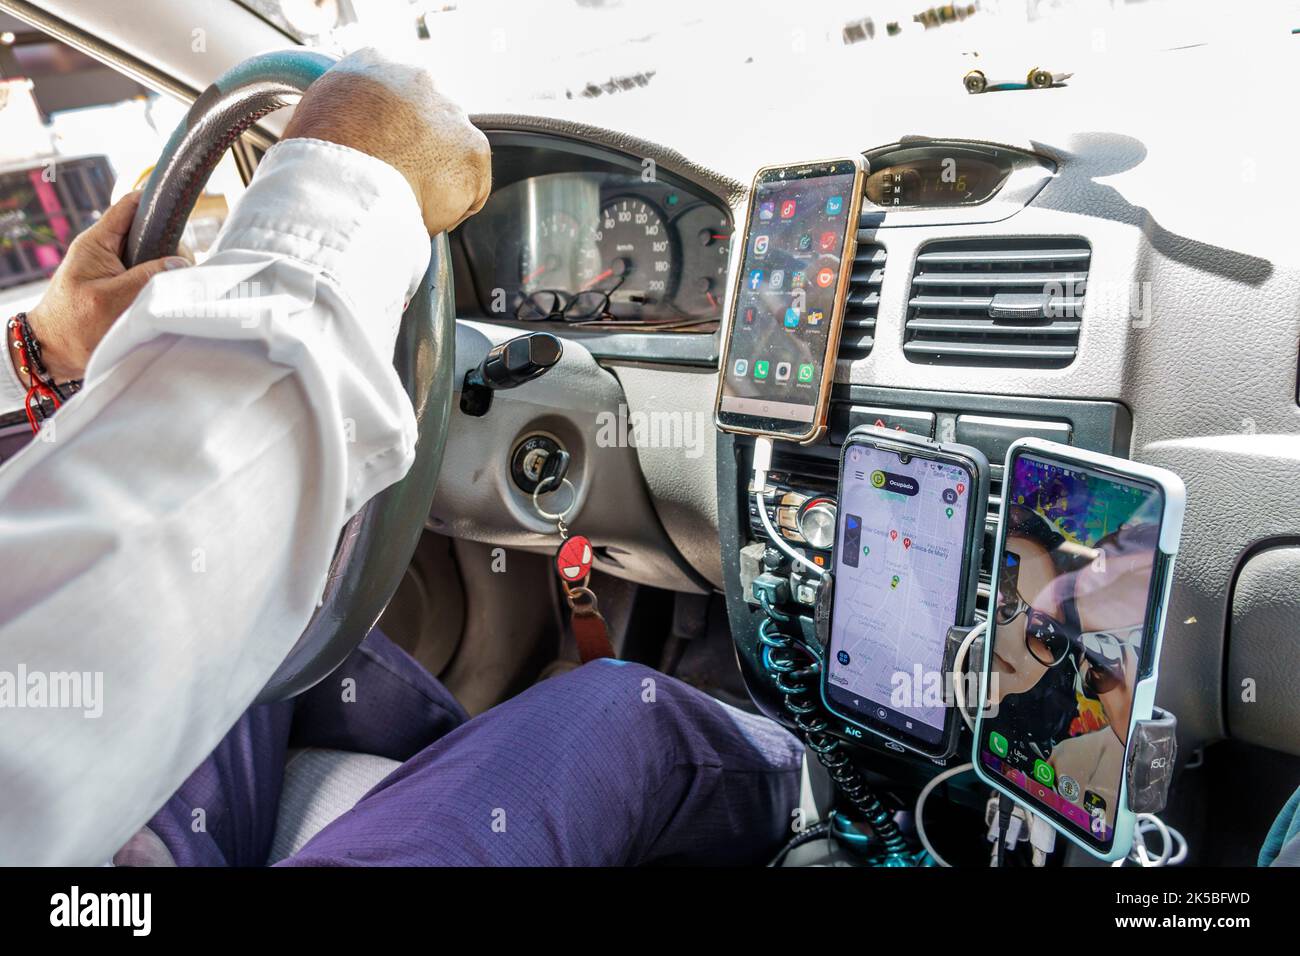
top-left (0, 137), bottom-right (431, 865)
top-left (0, 325), bottom-right (27, 412)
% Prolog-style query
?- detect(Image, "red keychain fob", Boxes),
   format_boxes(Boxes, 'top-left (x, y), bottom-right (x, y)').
top-left (556, 535), bottom-right (593, 583)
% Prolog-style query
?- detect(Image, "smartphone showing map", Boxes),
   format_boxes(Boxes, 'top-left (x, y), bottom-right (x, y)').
top-left (823, 428), bottom-right (988, 758)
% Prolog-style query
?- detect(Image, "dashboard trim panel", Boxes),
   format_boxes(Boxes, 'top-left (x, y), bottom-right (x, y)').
top-left (860, 140), bottom-right (1056, 229)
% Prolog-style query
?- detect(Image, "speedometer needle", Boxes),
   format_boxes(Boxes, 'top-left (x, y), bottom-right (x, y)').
top-left (579, 268), bottom-right (614, 290)
top-left (522, 264), bottom-right (549, 284)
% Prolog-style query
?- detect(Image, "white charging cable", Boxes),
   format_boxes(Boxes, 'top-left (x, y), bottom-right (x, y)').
top-left (1027, 810), bottom-right (1057, 866)
top-left (752, 436), bottom-right (826, 577)
top-left (951, 618), bottom-right (987, 732)
top-left (1111, 812), bottom-right (1188, 867)
top-left (984, 795), bottom-right (1032, 866)
top-left (951, 619), bottom-right (1063, 866)
top-left (914, 762), bottom-right (975, 867)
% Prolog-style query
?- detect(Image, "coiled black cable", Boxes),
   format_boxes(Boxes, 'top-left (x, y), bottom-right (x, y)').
top-left (757, 589), bottom-right (911, 860)
top-left (767, 820), bottom-right (832, 867)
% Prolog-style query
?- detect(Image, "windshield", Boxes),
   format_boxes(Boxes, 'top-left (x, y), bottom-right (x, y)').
top-left (240, 0), bottom-right (1300, 117)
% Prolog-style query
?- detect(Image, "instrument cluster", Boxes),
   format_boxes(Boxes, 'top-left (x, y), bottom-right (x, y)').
top-left (457, 171), bottom-right (732, 328)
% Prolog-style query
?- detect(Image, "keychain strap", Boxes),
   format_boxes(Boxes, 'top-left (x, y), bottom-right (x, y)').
top-left (565, 584), bottom-right (614, 663)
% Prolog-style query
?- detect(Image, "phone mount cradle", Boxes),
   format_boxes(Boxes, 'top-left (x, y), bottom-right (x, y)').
top-left (947, 623), bottom-right (1179, 816)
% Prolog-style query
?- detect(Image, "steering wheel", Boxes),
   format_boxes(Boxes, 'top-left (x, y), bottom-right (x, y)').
top-left (125, 51), bottom-right (455, 703)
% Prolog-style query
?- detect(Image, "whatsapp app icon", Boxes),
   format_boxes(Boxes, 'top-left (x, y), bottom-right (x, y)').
top-left (1032, 759), bottom-right (1056, 788)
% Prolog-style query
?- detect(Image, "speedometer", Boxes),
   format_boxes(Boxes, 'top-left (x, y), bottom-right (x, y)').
top-left (518, 211), bottom-right (601, 293)
top-left (594, 198), bottom-right (676, 315)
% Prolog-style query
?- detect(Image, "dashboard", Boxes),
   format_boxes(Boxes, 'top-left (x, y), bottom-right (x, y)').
top-left (455, 135), bottom-right (732, 331)
top-left (438, 110), bottom-right (1300, 776)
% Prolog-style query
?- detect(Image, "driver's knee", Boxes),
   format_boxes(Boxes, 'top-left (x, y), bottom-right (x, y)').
top-left (540, 658), bottom-right (802, 777)
top-left (526, 659), bottom-right (801, 863)
top-left (290, 627), bottom-right (467, 761)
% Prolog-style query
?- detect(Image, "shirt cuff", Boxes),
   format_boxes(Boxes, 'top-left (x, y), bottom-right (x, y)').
top-left (213, 137), bottom-right (431, 325)
top-left (0, 322), bottom-right (27, 414)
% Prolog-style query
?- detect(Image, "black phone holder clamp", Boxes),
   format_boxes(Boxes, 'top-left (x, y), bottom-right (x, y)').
top-left (809, 577), bottom-right (968, 765)
top-left (947, 622), bottom-right (1179, 816)
top-left (1126, 707), bottom-right (1177, 814)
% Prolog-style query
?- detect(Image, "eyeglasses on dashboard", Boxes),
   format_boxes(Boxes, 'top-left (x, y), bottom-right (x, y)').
top-left (514, 278), bottom-right (624, 322)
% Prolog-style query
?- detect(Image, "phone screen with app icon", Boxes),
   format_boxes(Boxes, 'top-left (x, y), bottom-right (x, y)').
top-left (977, 450), bottom-right (1166, 854)
top-left (716, 158), bottom-right (863, 441)
top-left (824, 439), bottom-right (977, 752)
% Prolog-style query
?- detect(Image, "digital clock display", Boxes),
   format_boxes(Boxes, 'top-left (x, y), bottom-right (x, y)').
top-left (865, 156), bottom-right (1008, 208)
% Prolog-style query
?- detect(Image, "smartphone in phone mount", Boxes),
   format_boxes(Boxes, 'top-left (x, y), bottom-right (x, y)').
top-left (971, 438), bottom-right (1185, 861)
top-left (715, 157), bottom-right (865, 444)
top-left (821, 426), bottom-right (990, 760)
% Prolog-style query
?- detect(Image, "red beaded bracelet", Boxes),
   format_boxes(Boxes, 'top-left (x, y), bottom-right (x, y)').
top-left (7, 312), bottom-right (63, 434)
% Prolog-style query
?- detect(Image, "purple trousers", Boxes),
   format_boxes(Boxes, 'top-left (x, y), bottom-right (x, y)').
top-left (144, 631), bottom-right (803, 866)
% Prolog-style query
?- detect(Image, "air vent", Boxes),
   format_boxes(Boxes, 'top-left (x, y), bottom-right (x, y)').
top-left (838, 244), bottom-right (885, 362)
top-left (905, 238), bottom-right (1090, 368)
top-left (976, 471), bottom-right (1003, 618)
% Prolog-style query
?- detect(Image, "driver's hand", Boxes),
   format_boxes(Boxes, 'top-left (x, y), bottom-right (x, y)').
top-left (281, 47), bottom-right (491, 236)
top-left (21, 190), bottom-right (190, 383)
